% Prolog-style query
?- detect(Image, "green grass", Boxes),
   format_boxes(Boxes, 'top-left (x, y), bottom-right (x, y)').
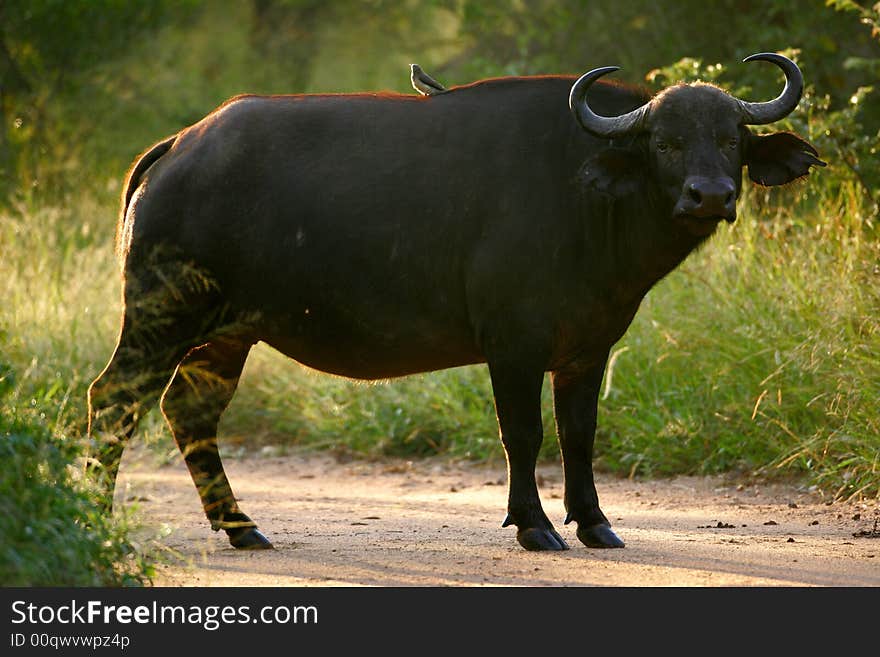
top-left (594, 183), bottom-right (879, 498)
top-left (226, 350), bottom-right (502, 460)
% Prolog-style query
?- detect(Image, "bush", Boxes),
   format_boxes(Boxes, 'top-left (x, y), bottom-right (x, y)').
top-left (0, 372), bottom-right (152, 586)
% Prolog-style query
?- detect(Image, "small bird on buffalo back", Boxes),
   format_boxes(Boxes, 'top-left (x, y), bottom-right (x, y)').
top-left (410, 63), bottom-right (447, 95)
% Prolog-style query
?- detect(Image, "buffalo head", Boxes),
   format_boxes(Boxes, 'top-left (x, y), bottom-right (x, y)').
top-left (570, 53), bottom-right (825, 235)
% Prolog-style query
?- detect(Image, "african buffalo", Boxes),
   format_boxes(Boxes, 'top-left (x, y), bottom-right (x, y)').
top-left (88, 53), bottom-right (824, 551)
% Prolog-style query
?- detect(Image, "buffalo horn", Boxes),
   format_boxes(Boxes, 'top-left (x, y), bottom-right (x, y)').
top-left (569, 66), bottom-right (650, 138)
top-left (737, 52), bottom-right (804, 125)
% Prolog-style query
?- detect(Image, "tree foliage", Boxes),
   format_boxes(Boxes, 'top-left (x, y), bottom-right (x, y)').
top-left (0, 0), bottom-right (190, 197)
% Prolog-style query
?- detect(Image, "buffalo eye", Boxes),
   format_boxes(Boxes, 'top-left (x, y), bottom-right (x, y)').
top-left (727, 136), bottom-right (739, 150)
top-left (656, 140), bottom-right (670, 154)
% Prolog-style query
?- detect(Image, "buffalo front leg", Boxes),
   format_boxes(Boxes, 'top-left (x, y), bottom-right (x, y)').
top-left (551, 361), bottom-right (624, 548)
top-left (489, 362), bottom-right (568, 551)
top-left (160, 339), bottom-right (271, 550)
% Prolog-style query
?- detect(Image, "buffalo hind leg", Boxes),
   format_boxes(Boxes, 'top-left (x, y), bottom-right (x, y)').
top-left (551, 362), bottom-right (625, 548)
top-left (489, 362), bottom-right (568, 551)
top-left (88, 321), bottom-right (203, 510)
top-left (160, 338), bottom-right (271, 550)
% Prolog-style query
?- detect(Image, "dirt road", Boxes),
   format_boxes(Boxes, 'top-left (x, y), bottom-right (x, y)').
top-left (116, 448), bottom-right (879, 587)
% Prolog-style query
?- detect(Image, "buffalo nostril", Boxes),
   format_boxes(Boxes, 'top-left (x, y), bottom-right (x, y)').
top-left (725, 191), bottom-right (734, 206)
top-left (688, 185), bottom-right (702, 204)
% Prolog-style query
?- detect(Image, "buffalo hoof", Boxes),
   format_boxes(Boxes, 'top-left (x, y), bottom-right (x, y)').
top-left (577, 523), bottom-right (625, 548)
top-left (517, 527), bottom-right (570, 551)
top-left (227, 527), bottom-right (274, 550)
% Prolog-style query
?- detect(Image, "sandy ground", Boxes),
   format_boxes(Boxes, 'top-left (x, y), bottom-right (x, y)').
top-left (115, 448), bottom-right (880, 587)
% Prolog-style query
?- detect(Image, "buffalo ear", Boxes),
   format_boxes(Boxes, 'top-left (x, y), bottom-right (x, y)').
top-left (746, 131), bottom-right (826, 186)
top-left (579, 147), bottom-right (644, 197)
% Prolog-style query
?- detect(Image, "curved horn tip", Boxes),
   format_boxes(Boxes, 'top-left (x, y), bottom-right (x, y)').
top-left (575, 66), bottom-right (622, 82)
top-left (742, 52), bottom-right (795, 64)
top-left (737, 52), bottom-right (803, 125)
top-left (568, 66), bottom-right (622, 110)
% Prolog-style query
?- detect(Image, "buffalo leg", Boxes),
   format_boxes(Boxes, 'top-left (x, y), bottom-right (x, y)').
top-left (160, 338), bottom-right (271, 549)
top-left (489, 363), bottom-right (568, 551)
top-left (551, 362), bottom-right (624, 548)
top-left (87, 317), bottom-right (203, 509)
